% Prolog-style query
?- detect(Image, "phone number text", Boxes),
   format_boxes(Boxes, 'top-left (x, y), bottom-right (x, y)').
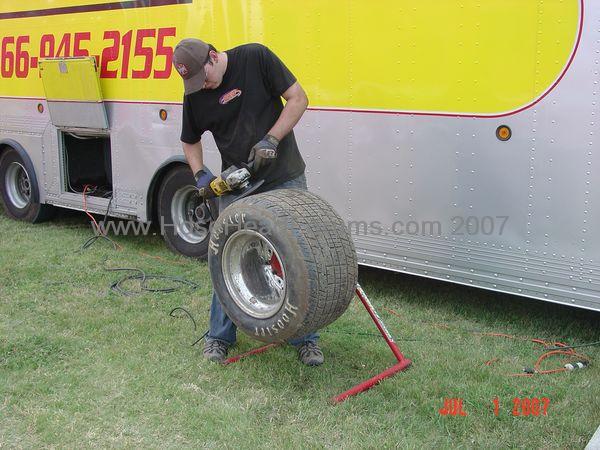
top-left (0, 27), bottom-right (176, 80)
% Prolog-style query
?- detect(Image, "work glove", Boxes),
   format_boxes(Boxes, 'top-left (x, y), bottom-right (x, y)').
top-left (248, 134), bottom-right (279, 171)
top-left (194, 167), bottom-right (216, 198)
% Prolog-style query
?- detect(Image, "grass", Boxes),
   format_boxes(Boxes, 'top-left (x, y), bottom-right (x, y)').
top-left (1, 209), bottom-right (599, 449)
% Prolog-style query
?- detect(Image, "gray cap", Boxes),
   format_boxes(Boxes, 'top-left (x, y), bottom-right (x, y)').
top-left (173, 38), bottom-right (210, 95)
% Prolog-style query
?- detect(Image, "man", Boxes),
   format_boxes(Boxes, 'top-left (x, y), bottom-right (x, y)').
top-left (173, 38), bottom-right (324, 366)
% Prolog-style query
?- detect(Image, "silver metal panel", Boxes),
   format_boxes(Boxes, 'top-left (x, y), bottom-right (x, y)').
top-left (105, 102), bottom-right (221, 220)
top-left (0, 114), bottom-right (49, 134)
top-left (42, 121), bottom-right (61, 199)
top-left (298, 110), bottom-right (352, 219)
top-left (46, 100), bottom-right (109, 130)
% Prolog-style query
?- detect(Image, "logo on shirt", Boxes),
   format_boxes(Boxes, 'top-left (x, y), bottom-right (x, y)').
top-left (219, 89), bottom-right (242, 105)
top-left (175, 63), bottom-right (189, 78)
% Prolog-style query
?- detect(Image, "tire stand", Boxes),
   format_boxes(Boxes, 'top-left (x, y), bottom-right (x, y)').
top-left (331, 284), bottom-right (412, 403)
top-left (222, 283), bottom-right (412, 403)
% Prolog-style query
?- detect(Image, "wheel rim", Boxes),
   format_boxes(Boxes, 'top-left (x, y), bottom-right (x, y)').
top-left (221, 230), bottom-right (287, 319)
top-left (5, 162), bottom-right (31, 209)
top-left (170, 185), bottom-right (210, 244)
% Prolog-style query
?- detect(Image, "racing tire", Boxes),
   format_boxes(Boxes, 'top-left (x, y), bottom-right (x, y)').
top-left (0, 148), bottom-right (55, 223)
top-left (208, 188), bottom-right (358, 343)
top-left (158, 165), bottom-right (216, 259)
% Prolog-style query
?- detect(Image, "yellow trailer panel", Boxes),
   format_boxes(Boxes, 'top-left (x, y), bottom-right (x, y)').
top-left (39, 57), bottom-right (103, 102)
top-left (0, 0), bottom-right (580, 114)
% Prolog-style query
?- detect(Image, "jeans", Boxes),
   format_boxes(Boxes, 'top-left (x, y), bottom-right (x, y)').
top-left (208, 172), bottom-right (319, 346)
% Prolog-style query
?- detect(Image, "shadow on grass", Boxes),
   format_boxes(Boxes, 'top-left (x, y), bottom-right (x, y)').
top-left (358, 266), bottom-right (600, 341)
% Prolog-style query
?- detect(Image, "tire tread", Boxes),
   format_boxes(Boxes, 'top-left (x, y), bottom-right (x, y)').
top-left (235, 189), bottom-right (357, 338)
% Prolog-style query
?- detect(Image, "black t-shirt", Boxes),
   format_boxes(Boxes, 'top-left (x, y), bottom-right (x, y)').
top-left (180, 43), bottom-right (306, 191)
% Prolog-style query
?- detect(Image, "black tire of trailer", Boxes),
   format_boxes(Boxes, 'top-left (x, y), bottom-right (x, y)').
top-left (208, 189), bottom-right (358, 343)
top-left (0, 148), bottom-right (55, 223)
top-left (157, 164), bottom-right (217, 259)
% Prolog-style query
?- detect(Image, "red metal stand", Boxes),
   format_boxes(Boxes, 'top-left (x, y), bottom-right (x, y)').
top-left (222, 283), bottom-right (412, 403)
top-left (331, 283), bottom-right (411, 403)
top-left (222, 343), bottom-right (278, 365)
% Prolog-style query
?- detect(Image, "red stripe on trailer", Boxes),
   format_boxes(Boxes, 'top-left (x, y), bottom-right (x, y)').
top-left (0, 0), bottom-right (192, 20)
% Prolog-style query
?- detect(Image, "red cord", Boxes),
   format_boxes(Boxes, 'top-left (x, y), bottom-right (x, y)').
top-left (382, 313), bottom-right (591, 377)
top-left (477, 334), bottom-right (591, 377)
top-left (82, 184), bottom-right (103, 235)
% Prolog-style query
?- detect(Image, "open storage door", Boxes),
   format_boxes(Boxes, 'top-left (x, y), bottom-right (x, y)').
top-left (39, 57), bottom-right (109, 131)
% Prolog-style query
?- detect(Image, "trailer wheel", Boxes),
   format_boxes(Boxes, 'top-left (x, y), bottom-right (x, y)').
top-left (158, 165), bottom-right (216, 259)
top-left (0, 148), bottom-right (55, 223)
top-left (208, 189), bottom-right (357, 343)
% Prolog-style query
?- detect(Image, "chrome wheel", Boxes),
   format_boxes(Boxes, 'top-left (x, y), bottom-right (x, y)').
top-left (170, 185), bottom-right (210, 244)
top-left (221, 230), bottom-right (286, 319)
top-left (5, 162), bottom-right (31, 209)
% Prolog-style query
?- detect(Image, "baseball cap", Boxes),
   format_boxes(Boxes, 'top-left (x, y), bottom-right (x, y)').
top-left (173, 38), bottom-right (210, 95)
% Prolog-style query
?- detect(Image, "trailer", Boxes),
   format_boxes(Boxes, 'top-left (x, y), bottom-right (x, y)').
top-left (0, 0), bottom-right (598, 311)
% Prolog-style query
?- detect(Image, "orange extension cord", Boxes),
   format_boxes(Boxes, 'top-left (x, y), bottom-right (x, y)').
top-left (82, 184), bottom-right (102, 234)
top-left (382, 307), bottom-right (591, 377)
top-left (474, 333), bottom-right (590, 377)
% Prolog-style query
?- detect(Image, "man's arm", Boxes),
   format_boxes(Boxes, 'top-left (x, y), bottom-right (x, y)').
top-left (182, 140), bottom-right (204, 175)
top-left (267, 81), bottom-right (308, 141)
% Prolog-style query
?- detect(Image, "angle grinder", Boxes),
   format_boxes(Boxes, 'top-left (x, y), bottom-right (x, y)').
top-left (196, 162), bottom-right (264, 220)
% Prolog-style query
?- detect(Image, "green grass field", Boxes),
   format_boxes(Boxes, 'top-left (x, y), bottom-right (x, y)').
top-left (1, 209), bottom-right (599, 448)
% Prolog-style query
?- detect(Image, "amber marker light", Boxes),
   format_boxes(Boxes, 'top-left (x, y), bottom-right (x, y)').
top-left (159, 109), bottom-right (168, 121)
top-left (37, 103), bottom-right (44, 113)
top-left (496, 125), bottom-right (512, 141)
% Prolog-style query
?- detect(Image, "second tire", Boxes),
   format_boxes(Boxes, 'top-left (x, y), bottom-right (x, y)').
top-left (157, 165), bottom-right (216, 259)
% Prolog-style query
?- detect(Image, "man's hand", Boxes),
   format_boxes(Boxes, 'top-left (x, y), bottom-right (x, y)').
top-left (248, 134), bottom-right (279, 171)
top-left (194, 167), bottom-right (216, 198)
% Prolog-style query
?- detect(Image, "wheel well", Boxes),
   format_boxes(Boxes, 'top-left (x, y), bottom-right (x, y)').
top-left (0, 144), bottom-right (10, 160)
top-left (0, 139), bottom-right (40, 203)
top-left (146, 160), bottom-right (189, 223)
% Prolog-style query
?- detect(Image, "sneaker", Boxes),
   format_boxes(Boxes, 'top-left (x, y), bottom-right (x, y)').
top-left (203, 338), bottom-right (229, 363)
top-left (297, 341), bottom-right (324, 366)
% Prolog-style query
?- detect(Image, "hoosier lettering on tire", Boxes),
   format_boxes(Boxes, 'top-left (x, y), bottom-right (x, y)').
top-left (208, 189), bottom-right (358, 343)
